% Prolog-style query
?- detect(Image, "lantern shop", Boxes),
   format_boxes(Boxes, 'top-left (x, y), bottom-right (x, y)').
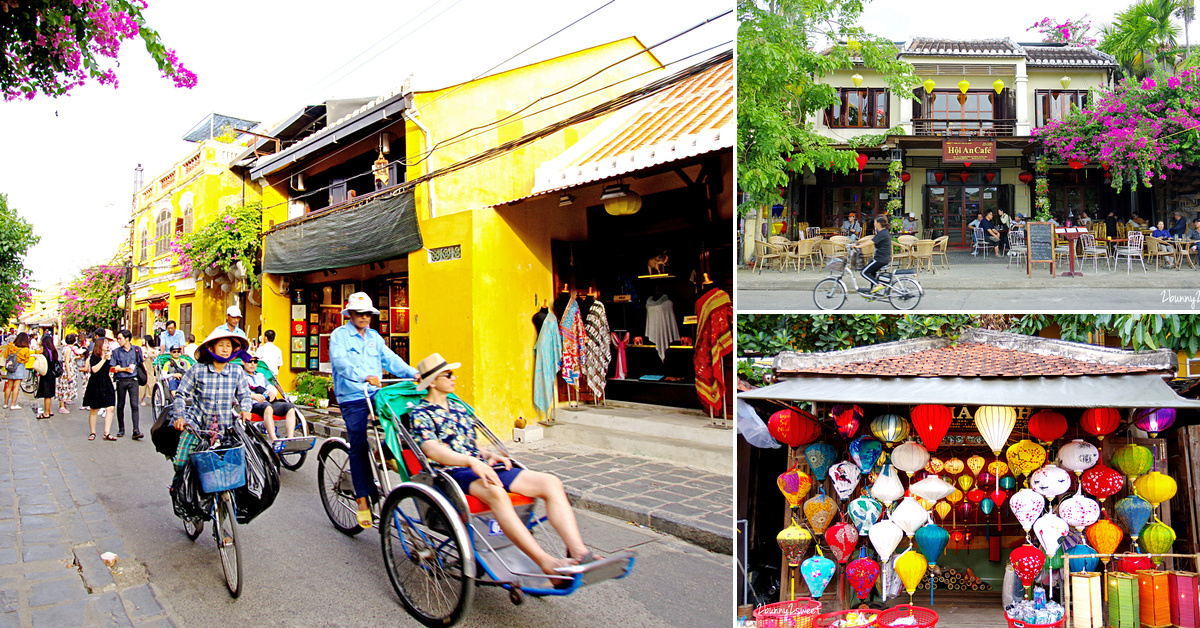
top-left (737, 328), bottom-right (1200, 628)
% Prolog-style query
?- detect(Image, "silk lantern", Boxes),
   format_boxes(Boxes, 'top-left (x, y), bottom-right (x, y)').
top-left (900, 171), bottom-right (911, 183)
top-left (830, 461), bottom-right (862, 500)
top-left (869, 519), bottom-right (904, 561)
top-left (846, 557), bottom-right (880, 601)
top-left (777, 466), bottom-right (813, 508)
top-left (956, 502), bottom-right (973, 521)
top-left (1011, 544), bottom-right (1047, 599)
top-left (849, 436), bottom-right (883, 473)
top-left (967, 488), bottom-right (986, 504)
top-left (777, 519), bottom-right (813, 565)
top-left (910, 476), bottom-right (956, 503)
top-left (957, 474), bottom-right (974, 491)
top-left (851, 73), bottom-right (864, 88)
top-left (1115, 495), bottom-right (1153, 542)
top-left (966, 455), bottom-right (986, 477)
top-left (893, 496), bottom-right (930, 538)
top-left (1010, 489), bottom-right (1046, 532)
top-left (855, 153), bottom-right (869, 171)
top-left (923, 79), bottom-right (936, 94)
top-left (801, 550), bottom-right (837, 598)
top-left (1133, 408), bottom-right (1175, 437)
top-left (925, 457), bottom-right (944, 474)
top-left (1019, 171), bottom-right (1035, 184)
top-left (1081, 461), bottom-right (1124, 501)
top-left (769, 408), bottom-right (821, 448)
top-left (1067, 542), bottom-right (1100, 572)
top-left (944, 457), bottom-right (965, 475)
top-left (951, 529), bottom-right (964, 544)
top-left (993, 78), bottom-right (1005, 94)
top-left (1167, 571), bottom-right (1199, 628)
top-left (1060, 489), bottom-right (1102, 531)
top-left (911, 404), bottom-right (952, 452)
top-left (1086, 517), bottom-right (1124, 564)
top-left (915, 523), bottom-right (949, 566)
top-left (1034, 513), bottom-right (1070, 558)
top-left (870, 414), bottom-right (910, 448)
top-left (805, 442), bottom-right (837, 481)
top-left (1116, 553), bottom-right (1154, 573)
top-left (1112, 444), bottom-right (1153, 482)
top-left (804, 492), bottom-right (838, 535)
top-left (892, 441), bottom-right (929, 479)
top-left (1000, 475), bottom-right (1016, 490)
top-left (848, 496), bottom-right (883, 535)
top-left (947, 488), bottom-right (963, 504)
top-left (825, 522), bottom-right (860, 563)
top-left (975, 406), bottom-right (1018, 455)
top-left (871, 464), bottom-right (905, 506)
top-left (833, 404), bottom-right (864, 440)
top-left (1006, 440), bottom-right (1047, 477)
top-left (1134, 471), bottom-right (1177, 507)
top-left (1028, 410), bottom-right (1067, 445)
top-left (1141, 521), bottom-right (1176, 558)
top-left (958, 79), bottom-right (970, 94)
top-left (915, 496), bottom-right (934, 511)
top-left (989, 487), bottom-right (1008, 508)
top-left (934, 501), bottom-right (952, 521)
top-left (980, 497), bottom-right (995, 515)
top-left (895, 549), bottom-right (929, 603)
top-left (978, 471), bottom-right (995, 487)
top-left (1030, 464), bottom-right (1072, 498)
top-left (988, 460), bottom-right (1010, 477)
top-left (1058, 439), bottom-right (1100, 476)
top-left (1081, 408), bottom-right (1121, 440)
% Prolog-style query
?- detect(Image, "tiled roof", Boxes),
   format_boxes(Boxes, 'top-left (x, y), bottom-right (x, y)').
top-left (1024, 45), bottom-right (1118, 67)
top-left (779, 342), bottom-right (1161, 378)
top-left (901, 38), bottom-right (1025, 57)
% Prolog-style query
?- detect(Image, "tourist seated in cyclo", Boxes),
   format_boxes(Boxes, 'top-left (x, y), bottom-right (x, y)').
top-left (237, 356), bottom-right (298, 445)
top-left (161, 345), bottom-right (190, 393)
top-left (407, 353), bottom-right (598, 582)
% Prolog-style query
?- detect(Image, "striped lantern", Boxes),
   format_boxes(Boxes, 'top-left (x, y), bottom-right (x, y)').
top-left (1132, 407), bottom-right (1176, 438)
top-left (1072, 572), bottom-right (1103, 628)
top-left (1111, 443), bottom-right (1154, 483)
top-left (1168, 571), bottom-right (1200, 628)
top-left (768, 408), bottom-right (822, 447)
top-left (870, 414), bottom-right (910, 448)
top-left (1086, 517), bottom-right (1124, 564)
top-left (910, 404), bottom-right (952, 452)
top-left (974, 406), bottom-right (1017, 455)
top-left (892, 441), bottom-right (930, 479)
top-left (1027, 409), bottom-right (1067, 445)
top-left (1138, 570), bottom-right (1171, 628)
top-left (1140, 521), bottom-right (1177, 561)
top-left (1134, 472), bottom-right (1178, 507)
top-left (1108, 572), bottom-right (1141, 628)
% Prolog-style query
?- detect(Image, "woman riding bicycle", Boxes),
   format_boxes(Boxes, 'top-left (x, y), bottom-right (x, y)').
top-left (170, 329), bottom-right (253, 475)
top-left (851, 216), bottom-right (892, 294)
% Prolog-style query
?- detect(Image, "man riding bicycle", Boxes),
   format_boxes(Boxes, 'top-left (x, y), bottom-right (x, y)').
top-left (851, 216), bottom-right (892, 294)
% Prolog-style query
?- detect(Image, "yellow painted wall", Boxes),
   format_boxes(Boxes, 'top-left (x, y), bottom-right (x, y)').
top-left (257, 183), bottom-right (294, 389)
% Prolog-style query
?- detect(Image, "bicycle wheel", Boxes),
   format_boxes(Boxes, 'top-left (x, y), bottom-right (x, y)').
top-left (215, 491), bottom-right (242, 598)
top-left (279, 450), bottom-right (306, 471)
top-left (889, 278), bottom-right (923, 310)
top-left (380, 484), bottom-right (474, 628)
top-left (317, 439), bottom-right (365, 536)
top-left (151, 383), bottom-right (168, 421)
top-left (20, 372), bottom-right (36, 395)
top-left (183, 517), bottom-right (203, 541)
top-left (812, 277), bottom-right (847, 310)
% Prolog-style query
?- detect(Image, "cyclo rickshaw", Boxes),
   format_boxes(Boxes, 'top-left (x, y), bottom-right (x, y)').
top-left (316, 380), bottom-right (635, 627)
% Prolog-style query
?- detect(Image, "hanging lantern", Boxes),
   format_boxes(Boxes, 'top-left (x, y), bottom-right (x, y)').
top-left (965, 455), bottom-right (985, 477)
top-left (1132, 408), bottom-right (1176, 437)
top-left (769, 408), bottom-right (822, 448)
top-left (958, 171), bottom-right (970, 183)
top-left (956, 501), bottom-right (974, 521)
top-left (1080, 408), bottom-right (1121, 440)
top-left (951, 529), bottom-right (964, 544)
top-left (910, 476), bottom-right (956, 503)
top-left (777, 466), bottom-right (813, 508)
top-left (934, 500), bottom-right (952, 521)
top-left (966, 488), bottom-right (986, 504)
top-left (895, 549), bottom-right (929, 602)
top-left (980, 497), bottom-right (995, 515)
top-left (1058, 439), bottom-right (1100, 476)
top-left (1134, 472), bottom-right (1178, 507)
top-left (804, 492), bottom-right (839, 535)
top-left (915, 523), bottom-right (949, 566)
top-left (985, 171), bottom-right (996, 184)
top-left (900, 171), bottom-right (911, 183)
top-left (1030, 464), bottom-right (1071, 498)
top-left (1114, 553), bottom-right (1154, 574)
top-left (825, 522), bottom-right (859, 563)
top-left (1115, 495), bottom-right (1153, 542)
top-left (975, 406), bottom-right (1017, 455)
top-left (871, 464), bottom-right (905, 506)
top-left (868, 519), bottom-right (904, 561)
top-left (978, 471), bottom-right (995, 486)
top-left (1068, 158), bottom-right (1087, 170)
top-left (957, 475), bottom-right (974, 491)
top-left (1081, 462), bottom-right (1124, 502)
top-left (777, 519), bottom-right (814, 566)
top-left (1060, 76), bottom-right (1072, 89)
top-left (988, 460), bottom-right (1009, 477)
top-left (1086, 517), bottom-right (1124, 564)
top-left (849, 436), bottom-right (883, 474)
top-left (829, 461), bottom-right (862, 500)
top-left (1018, 171), bottom-right (1034, 184)
top-left (1010, 489), bottom-right (1046, 533)
top-left (1060, 489), bottom-right (1102, 532)
top-left (1006, 440), bottom-right (1047, 478)
top-left (801, 550), bottom-right (837, 598)
top-left (989, 487), bottom-right (1009, 508)
top-left (892, 441), bottom-right (929, 479)
top-left (848, 496), bottom-right (883, 535)
top-left (1108, 572), bottom-right (1139, 628)
top-left (1072, 572), bottom-right (1104, 628)
top-left (944, 457), bottom-right (965, 475)
top-left (1010, 544), bottom-right (1046, 599)
top-left (911, 404), bottom-right (951, 452)
top-left (923, 79), bottom-right (936, 94)
top-left (893, 496), bottom-right (930, 538)
top-left (1112, 444), bottom-right (1153, 483)
top-left (1028, 410), bottom-right (1067, 445)
top-left (1168, 572), bottom-right (1200, 628)
top-left (1068, 543), bottom-right (1100, 573)
top-left (933, 171), bottom-right (945, 184)
top-left (851, 73), bottom-right (864, 88)
top-left (1034, 513), bottom-right (1070, 558)
top-left (846, 557), bottom-right (880, 601)
top-left (855, 153), bottom-right (869, 171)
top-left (946, 488), bottom-right (964, 504)
top-left (958, 79), bottom-right (970, 94)
top-left (870, 414), bottom-right (910, 448)
top-left (999, 475), bottom-right (1016, 490)
top-left (832, 404), bottom-right (863, 440)
top-left (925, 457), bottom-right (944, 474)
top-left (916, 495), bottom-right (935, 511)
top-left (805, 442), bottom-right (837, 481)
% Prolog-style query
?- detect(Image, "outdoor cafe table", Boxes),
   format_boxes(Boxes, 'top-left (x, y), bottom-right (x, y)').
top-left (1169, 239), bottom-right (1200, 270)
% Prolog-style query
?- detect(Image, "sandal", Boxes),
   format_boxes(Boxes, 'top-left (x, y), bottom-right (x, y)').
top-left (103, 433), bottom-right (116, 441)
top-left (356, 508), bottom-right (373, 529)
top-left (88, 433), bottom-right (96, 441)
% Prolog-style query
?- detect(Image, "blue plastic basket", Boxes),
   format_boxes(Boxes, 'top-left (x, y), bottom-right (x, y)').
top-left (191, 446), bottom-right (246, 493)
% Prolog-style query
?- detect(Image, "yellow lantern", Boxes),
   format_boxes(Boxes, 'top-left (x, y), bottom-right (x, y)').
top-left (1061, 76), bottom-right (1072, 89)
top-left (915, 496), bottom-right (934, 511)
top-left (993, 79), bottom-right (1005, 94)
top-left (947, 489), bottom-right (964, 504)
top-left (603, 192), bottom-right (642, 216)
top-left (944, 457), bottom-right (965, 475)
top-left (777, 520), bottom-right (813, 566)
top-left (975, 406), bottom-right (1017, 455)
top-left (958, 79), bottom-right (970, 94)
top-left (1007, 439), bottom-right (1047, 478)
top-left (988, 460), bottom-right (1010, 477)
top-left (957, 475), bottom-right (974, 491)
top-left (895, 549), bottom-right (929, 603)
top-left (1133, 471), bottom-right (1178, 507)
top-left (923, 79), bottom-right (936, 94)
top-left (851, 73), bottom-right (864, 88)
top-left (935, 501), bottom-right (952, 520)
top-left (966, 455), bottom-right (986, 476)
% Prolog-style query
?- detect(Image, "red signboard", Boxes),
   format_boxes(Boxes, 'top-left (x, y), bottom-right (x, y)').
top-left (942, 139), bottom-right (996, 163)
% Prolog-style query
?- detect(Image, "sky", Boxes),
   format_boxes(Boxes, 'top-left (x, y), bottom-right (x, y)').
top-left (0, 0), bottom-right (734, 289)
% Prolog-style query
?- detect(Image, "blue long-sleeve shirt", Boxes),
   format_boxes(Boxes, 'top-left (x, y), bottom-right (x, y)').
top-left (329, 321), bottom-right (417, 403)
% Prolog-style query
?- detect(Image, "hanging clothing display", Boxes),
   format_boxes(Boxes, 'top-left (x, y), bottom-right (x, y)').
top-left (694, 287), bottom-right (732, 414)
top-left (644, 294), bottom-right (680, 363)
top-left (584, 301), bottom-right (612, 400)
top-left (533, 310), bottom-right (563, 418)
top-left (611, 332), bottom-right (629, 380)
top-left (559, 299), bottom-right (585, 386)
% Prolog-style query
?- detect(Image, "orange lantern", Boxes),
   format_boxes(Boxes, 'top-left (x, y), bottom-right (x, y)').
top-left (1086, 517), bottom-right (1124, 564)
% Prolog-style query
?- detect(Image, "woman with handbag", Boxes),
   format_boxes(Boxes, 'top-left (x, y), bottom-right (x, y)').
top-left (1, 332), bottom-right (30, 410)
top-left (34, 331), bottom-right (59, 419)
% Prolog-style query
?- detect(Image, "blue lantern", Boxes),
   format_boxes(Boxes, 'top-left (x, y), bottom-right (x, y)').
top-left (1115, 495), bottom-right (1153, 541)
top-left (1067, 543), bottom-right (1099, 573)
top-left (806, 442), bottom-right (837, 481)
top-left (980, 497), bottom-right (995, 515)
top-left (915, 523), bottom-right (950, 566)
top-left (801, 552), bottom-right (837, 598)
top-left (848, 496), bottom-right (883, 535)
top-left (849, 436), bottom-right (884, 473)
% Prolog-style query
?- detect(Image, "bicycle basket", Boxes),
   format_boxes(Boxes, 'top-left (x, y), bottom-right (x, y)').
top-left (825, 257), bottom-right (846, 273)
top-left (849, 248), bottom-right (866, 271)
top-left (191, 446), bottom-right (247, 493)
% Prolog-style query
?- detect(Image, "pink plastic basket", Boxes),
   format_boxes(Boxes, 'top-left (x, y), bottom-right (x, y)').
top-left (753, 598), bottom-right (823, 628)
top-left (877, 605), bottom-right (939, 628)
top-left (1004, 610), bottom-right (1065, 628)
top-left (814, 609), bottom-right (880, 627)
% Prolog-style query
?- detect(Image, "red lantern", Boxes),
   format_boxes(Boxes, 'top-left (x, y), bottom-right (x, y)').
top-left (934, 171), bottom-right (945, 184)
top-left (985, 172), bottom-right (996, 183)
top-left (911, 404), bottom-right (952, 452)
top-left (1028, 410), bottom-right (1067, 444)
top-left (951, 530), bottom-right (965, 543)
top-left (963, 530), bottom-right (974, 544)
top-left (847, 557), bottom-right (881, 601)
top-left (1018, 172), bottom-right (1034, 184)
top-left (1168, 572), bottom-right (1199, 628)
top-left (989, 488), bottom-right (1008, 508)
top-left (1010, 544), bottom-right (1046, 598)
top-left (825, 522), bottom-right (859, 564)
top-left (956, 502), bottom-right (974, 520)
top-left (958, 172), bottom-right (970, 183)
top-left (1069, 158), bottom-right (1087, 169)
top-left (963, 162), bottom-right (972, 168)
top-left (1116, 553), bottom-right (1155, 573)
top-left (1081, 408), bottom-right (1121, 440)
top-left (1081, 461), bottom-right (1124, 501)
top-left (967, 488), bottom-right (987, 504)
top-left (856, 153), bottom-right (869, 170)
top-left (768, 408), bottom-right (821, 448)
top-left (900, 171), bottom-right (911, 183)
top-left (832, 404), bottom-right (863, 439)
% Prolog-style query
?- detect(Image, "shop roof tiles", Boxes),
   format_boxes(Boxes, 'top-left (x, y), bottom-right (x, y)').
top-left (1024, 45), bottom-right (1118, 67)
top-left (901, 38), bottom-right (1025, 57)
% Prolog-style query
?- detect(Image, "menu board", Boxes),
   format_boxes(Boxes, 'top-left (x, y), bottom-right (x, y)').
top-left (1026, 222), bottom-right (1056, 277)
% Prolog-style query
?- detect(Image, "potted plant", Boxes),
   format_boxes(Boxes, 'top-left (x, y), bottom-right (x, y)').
top-left (293, 372), bottom-right (333, 408)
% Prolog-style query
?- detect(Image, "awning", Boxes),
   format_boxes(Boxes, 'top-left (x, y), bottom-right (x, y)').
top-left (738, 373), bottom-right (1200, 409)
top-left (262, 189), bottom-right (421, 274)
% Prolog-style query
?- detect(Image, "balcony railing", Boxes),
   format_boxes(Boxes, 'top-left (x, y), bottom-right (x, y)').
top-left (913, 118), bottom-right (1017, 137)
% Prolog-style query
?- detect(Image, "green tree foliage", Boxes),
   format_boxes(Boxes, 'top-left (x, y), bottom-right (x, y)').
top-left (174, 203), bottom-right (263, 290)
top-left (1100, 0), bottom-right (1184, 78)
top-left (736, 0), bottom-right (919, 215)
top-left (0, 194), bottom-right (37, 322)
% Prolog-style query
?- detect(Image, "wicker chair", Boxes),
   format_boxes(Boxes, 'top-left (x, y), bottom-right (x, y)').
top-left (933, 236), bottom-right (951, 269)
top-left (794, 238), bottom-right (820, 271)
top-left (753, 240), bottom-right (783, 274)
top-left (912, 239), bottom-right (936, 273)
top-left (1146, 236), bottom-right (1175, 272)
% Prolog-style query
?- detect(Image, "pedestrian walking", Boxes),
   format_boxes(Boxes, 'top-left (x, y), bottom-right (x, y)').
top-left (256, 329), bottom-right (283, 376)
top-left (83, 331), bottom-right (116, 440)
top-left (2, 332), bottom-right (31, 410)
top-left (57, 333), bottom-right (80, 414)
top-left (183, 334), bottom-right (198, 360)
top-left (139, 335), bottom-right (159, 406)
top-left (33, 331), bottom-right (58, 419)
top-left (109, 329), bottom-right (143, 440)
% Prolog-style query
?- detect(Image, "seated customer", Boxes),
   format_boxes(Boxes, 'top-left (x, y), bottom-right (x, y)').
top-left (238, 357), bottom-right (297, 444)
top-left (162, 346), bottom-right (190, 392)
top-left (408, 353), bottom-right (597, 580)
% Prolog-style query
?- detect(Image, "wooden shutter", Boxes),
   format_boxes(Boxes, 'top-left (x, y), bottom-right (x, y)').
top-left (911, 88), bottom-right (924, 120)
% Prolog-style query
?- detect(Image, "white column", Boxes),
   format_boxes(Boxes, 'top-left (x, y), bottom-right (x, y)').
top-left (899, 91), bottom-right (913, 135)
top-left (1015, 60), bottom-right (1030, 136)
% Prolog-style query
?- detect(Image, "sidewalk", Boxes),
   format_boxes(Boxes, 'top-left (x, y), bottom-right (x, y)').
top-left (305, 411), bottom-right (733, 555)
top-left (0, 407), bottom-right (175, 628)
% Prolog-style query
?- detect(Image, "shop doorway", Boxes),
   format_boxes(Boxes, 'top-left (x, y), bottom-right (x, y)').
top-left (923, 173), bottom-right (1010, 246)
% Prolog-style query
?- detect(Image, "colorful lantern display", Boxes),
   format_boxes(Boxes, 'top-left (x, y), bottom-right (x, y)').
top-left (934, 501), bottom-right (952, 521)
top-left (1140, 521), bottom-right (1176, 558)
top-left (944, 457), bottom-right (965, 475)
top-left (892, 441), bottom-right (930, 479)
top-left (848, 496), bottom-right (883, 535)
top-left (825, 522), bottom-right (859, 563)
top-left (871, 464), bottom-right (905, 506)
top-left (1034, 513), bottom-right (1070, 558)
top-left (975, 406), bottom-right (1018, 455)
top-left (1067, 543), bottom-right (1100, 573)
top-left (1058, 439), bottom-right (1100, 476)
top-left (1011, 544), bottom-right (1047, 599)
top-left (894, 549), bottom-right (929, 602)
top-left (805, 442), bottom-right (837, 481)
top-left (967, 488), bottom-right (986, 504)
top-left (925, 457), bottom-right (944, 474)
top-left (1073, 572), bottom-right (1104, 628)
top-left (910, 476), bottom-right (956, 503)
top-left (1030, 464), bottom-right (1072, 498)
top-left (893, 496), bottom-right (931, 538)
top-left (846, 557), bottom-right (880, 601)
top-left (915, 523), bottom-right (949, 566)
top-left (804, 492), bottom-right (838, 535)
top-left (1134, 471), bottom-right (1178, 507)
top-left (911, 404), bottom-right (952, 452)
top-left (768, 408), bottom-right (822, 448)
top-left (1059, 489), bottom-right (1101, 531)
top-left (1006, 440), bottom-right (1047, 477)
top-left (957, 474), bottom-right (975, 491)
top-left (777, 519), bottom-right (813, 565)
top-left (1111, 443), bottom-right (1154, 483)
top-left (988, 460), bottom-right (1010, 477)
top-left (1081, 408), bottom-right (1121, 440)
top-left (868, 519), bottom-right (904, 561)
top-left (999, 475), bottom-right (1016, 490)
top-left (980, 497), bottom-right (995, 515)
top-left (1137, 570), bottom-right (1171, 628)
top-left (777, 466), bottom-right (813, 508)
top-left (829, 461), bottom-right (862, 500)
top-left (1167, 571), bottom-right (1199, 628)
top-left (870, 414), bottom-right (910, 447)
top-left (801, 550), bottom-right (837, 598)
top-left (1132, 408), bottom-right (1176, 438)
top-left (1009, 489), bottom-right (1046, 532)
top-left (849, 436), bottom-right (883, 473)
top-left (989, 488), bottom-right (1009, 508)
top-left (1114, 495), bottom-right (1153, 543)
top-left (1086, 517), bottom-right (1124, 564)
top-left (832, 404), bottom-right (864, 440)
top-left (965, 455), bottom-right (986, 477)
top-left (1081, 462), bottom-right (1124, 501)
top-left (1028, 409), bottom-right (1068, 444)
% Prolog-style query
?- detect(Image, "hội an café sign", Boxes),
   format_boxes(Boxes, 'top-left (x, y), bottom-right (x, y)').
top-left (942, 138), bottom-right (996, 163)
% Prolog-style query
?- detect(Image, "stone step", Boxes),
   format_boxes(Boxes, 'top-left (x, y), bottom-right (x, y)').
top-left (551, 404), bottom-right (731, 447)
top-left (542, 420), bottom-right (730, 474)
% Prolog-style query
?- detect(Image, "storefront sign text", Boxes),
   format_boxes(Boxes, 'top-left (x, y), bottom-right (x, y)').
top-left (428, 245), bottom-right (461, 263)
top-left (942, 139), bottom-right (996, 163)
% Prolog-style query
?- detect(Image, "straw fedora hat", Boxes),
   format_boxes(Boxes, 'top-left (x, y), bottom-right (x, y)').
top-left (195, 328), bottom-right (250, 364)
top-left (415, 353), bottom-right (460, 391)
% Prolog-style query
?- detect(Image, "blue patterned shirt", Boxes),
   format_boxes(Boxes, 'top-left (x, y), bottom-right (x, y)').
top-left (172, 362), bottom-right (252, 431)
top-left (409, 398), bottom-right (481, 464)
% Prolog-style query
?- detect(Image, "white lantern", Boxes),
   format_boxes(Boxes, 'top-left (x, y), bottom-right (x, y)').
top-left (871, 464), bottom-right (905, 506)
top-left (1057, 439), bottom-right (1100, 476)
top-left (892, 496), bottom-right (930, 538)
top-left (1058, 487), bottom-right (1101, 532)
top-left (1034, 512), bottom-right (1070, 557)
top-left (891, 441), bottom-right (930, 479)
top-left (974, 406), bottom-right (1017, 455)
top-left (1010, 488), bottom-right (1046, 532)
top-left (1030, 464), bottom-right (1072, 498)
top-left (830, 461), bottom-right (862, 500)
top-left (869, 519), bottom-right (904, 562)
top-left (910, 476), bottom-right (956, 503)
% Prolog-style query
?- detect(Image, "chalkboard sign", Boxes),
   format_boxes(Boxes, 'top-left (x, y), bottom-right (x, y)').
top-left (1026, 222), bottom-right (1056, 277)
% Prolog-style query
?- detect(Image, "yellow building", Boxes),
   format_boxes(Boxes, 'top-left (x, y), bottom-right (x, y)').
top-left (131, 120), bottom-right (262, 343)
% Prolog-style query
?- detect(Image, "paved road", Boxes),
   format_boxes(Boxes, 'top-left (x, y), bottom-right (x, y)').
top-left (737, 287), bottom-right (1200, 311)
top-left (41, 408), bottom-right (731, 627)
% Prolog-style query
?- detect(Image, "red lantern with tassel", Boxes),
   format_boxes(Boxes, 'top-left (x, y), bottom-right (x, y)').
top-left (911, 404), bottom-right (952, 451)
top-left (934, 171), bottom-right (945, 184)
top-left (856, 153), bottom-right (869, 170)
top-left (1081, 408), bottom-right (1121, 440)
top-left (1018, 172), bottom-right (1034, 184)
top-left (768, 408), bottom-right (822, 448)
top-left (900, 171), bottom-right (911, 183)
top-left (1028, 410), bottom-right (1068, 445)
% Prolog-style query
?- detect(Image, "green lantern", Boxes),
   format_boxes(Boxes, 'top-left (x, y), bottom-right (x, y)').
top-left (1140, 521), bottom-right (1176, 563)
top-left (1107, 572), bottom-right (1140, 628)
top-left (1111, 444), bottom-right (1153, 483)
